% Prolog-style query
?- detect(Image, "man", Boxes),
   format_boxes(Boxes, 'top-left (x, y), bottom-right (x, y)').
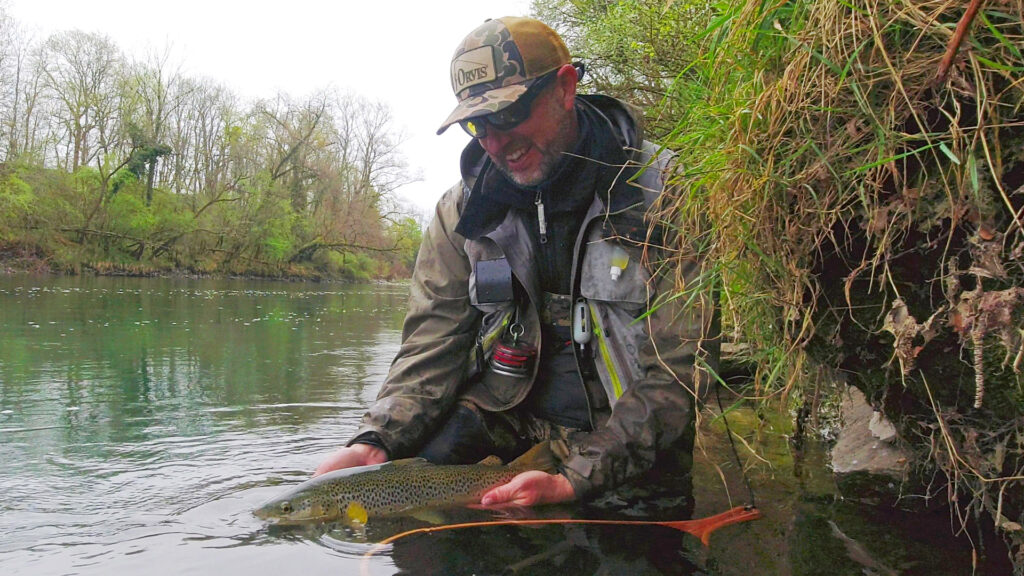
top-left (315, 16), bottom-right (717, 508)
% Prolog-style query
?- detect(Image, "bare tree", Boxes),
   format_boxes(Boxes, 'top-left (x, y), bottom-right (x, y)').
top-left (255, 90), bottom-right (330, 213)
top-left (0, 8), bottom-right (44, 162)
top-left (0, 5), bottom-right (17, 159)
top-left (289, 92), bottom-right (417, 262)
top-left (166, 77), bottom-right (235, 201)
top-left (121, 48), bottom-right (184, 205)
top-left (37, 30), bottom-right (123, 171)
top-left (7, 42), bottom-right (48, 162)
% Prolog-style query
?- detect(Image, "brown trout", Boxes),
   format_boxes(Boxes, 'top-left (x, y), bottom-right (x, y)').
top-left (253, 442), bottom-right (557, 524)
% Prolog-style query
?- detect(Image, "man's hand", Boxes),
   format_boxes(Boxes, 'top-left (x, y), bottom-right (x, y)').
top-left (479, 470), bottom-right (576, 507)
top-left (313, 443), bottom-right (388, 477)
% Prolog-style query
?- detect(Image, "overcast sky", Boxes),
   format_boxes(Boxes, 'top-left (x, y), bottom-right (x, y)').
top-left (5, 0), bottom-right (534, 216)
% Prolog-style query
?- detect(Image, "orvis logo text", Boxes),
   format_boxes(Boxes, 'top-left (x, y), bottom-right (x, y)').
top-left (451, 46), bottom-right (497, 93)
top-left (454, 65), bottom-right (490, 88)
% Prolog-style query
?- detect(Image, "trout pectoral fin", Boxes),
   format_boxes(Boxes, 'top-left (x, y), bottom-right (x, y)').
top-left (346, 502), bottom-right (369, 525)
top-left (310, 502), bottom-right (324, 518)
top-left (410, 508), bottom-right (446, 525)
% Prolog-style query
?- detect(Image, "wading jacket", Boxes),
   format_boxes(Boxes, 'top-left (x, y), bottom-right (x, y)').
top-left (351, 95), bottom-right (719, 498)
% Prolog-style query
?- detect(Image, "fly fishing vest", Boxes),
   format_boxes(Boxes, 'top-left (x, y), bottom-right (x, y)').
top-left (459, 140), bottom-right (676, 417)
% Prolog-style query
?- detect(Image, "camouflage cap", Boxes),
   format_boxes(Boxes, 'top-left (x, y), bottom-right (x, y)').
top-left (437, 17), bottom-right (570, 135)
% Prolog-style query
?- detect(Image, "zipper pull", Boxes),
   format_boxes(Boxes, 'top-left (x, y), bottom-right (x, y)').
top-left (535, 190), bottom-right (548, 244)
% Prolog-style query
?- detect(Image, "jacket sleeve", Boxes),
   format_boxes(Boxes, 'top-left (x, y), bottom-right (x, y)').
top-left (348, 184), bottom-right (480, 458)
top-left (560, 175), bottom-right (719, 499)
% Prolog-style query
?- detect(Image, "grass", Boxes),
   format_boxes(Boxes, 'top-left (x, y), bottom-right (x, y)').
top-left (653, 0), bottom-right (1024, 567)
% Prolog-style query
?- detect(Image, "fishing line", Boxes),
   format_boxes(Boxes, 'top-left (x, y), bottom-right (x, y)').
top-left (358, 506), bottom-right (761, 575)
top-left (715, 383), bottom-right (757, 509)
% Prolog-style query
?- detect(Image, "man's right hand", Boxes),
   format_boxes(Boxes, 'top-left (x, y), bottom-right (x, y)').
top-left (313, 443), bottom-right (388, 477)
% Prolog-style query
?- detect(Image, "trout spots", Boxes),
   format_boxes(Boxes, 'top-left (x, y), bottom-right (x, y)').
top-left (255, 444), bottom-right (555, 524)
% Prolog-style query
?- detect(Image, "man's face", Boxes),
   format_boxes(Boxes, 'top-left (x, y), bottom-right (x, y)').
top-left (477, 70), bottom-right (578, 187)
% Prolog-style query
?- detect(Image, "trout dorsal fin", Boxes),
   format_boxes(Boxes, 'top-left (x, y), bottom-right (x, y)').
top-left (508, 442), bottom-right (558, 474)
top-left (476, 455), bottom-right (503, 466)
top-left (390, 457), bottom-right (431, 467)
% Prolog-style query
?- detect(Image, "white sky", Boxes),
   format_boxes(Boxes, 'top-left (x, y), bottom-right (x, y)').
top-left (5, 0), bottom-right (534, 216)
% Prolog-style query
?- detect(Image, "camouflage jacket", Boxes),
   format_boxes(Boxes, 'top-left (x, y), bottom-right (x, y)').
top-left (351, 95), bottom-right (719, 498)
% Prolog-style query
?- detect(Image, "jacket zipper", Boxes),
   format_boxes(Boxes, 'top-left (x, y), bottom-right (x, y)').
top-left (534, 190), bottom-right (548, 244)
top-left (569, 199), bottom-right (648, 429)
top-left (571, 212), bottom-right (595, 430)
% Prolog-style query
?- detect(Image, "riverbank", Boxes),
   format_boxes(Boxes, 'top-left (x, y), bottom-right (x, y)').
top-left (0, 241), bottom-right (407, 284)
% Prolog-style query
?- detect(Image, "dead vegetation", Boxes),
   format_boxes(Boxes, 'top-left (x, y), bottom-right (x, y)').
top-left (663, 0), bottom-right (1024, 568)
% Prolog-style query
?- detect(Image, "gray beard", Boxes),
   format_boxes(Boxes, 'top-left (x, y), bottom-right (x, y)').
top-left (493, 109), bottom-right (578, 188)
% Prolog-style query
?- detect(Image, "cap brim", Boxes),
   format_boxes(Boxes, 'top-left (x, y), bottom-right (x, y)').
top-left (436, 83), bottom-right (530, 135)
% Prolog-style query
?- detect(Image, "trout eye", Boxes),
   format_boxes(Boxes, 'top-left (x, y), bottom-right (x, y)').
top-left (279, 501), bottom-right (293, 514)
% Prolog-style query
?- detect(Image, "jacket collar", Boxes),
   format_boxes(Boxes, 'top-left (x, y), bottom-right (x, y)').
top-left (455, 95), bottom-right (647, 240)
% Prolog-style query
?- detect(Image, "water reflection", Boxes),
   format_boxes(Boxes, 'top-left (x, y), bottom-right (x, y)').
top-left (0, 275), bottom-right (404, 574)
top-left (290, 505), bottom-right (706, 576)
top-left (385, 523), bottom-right (704, 575)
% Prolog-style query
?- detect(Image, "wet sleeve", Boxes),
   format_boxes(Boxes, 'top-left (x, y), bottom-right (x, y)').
top-left (350, 184), bottom-right (481, 459)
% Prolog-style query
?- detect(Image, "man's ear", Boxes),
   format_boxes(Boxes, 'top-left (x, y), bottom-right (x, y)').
top-left (554, 64), bottom-right (578, 110)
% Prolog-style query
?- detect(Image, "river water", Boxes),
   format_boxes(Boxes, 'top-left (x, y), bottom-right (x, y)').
top-left (0, 275), bottom-right (1002, 575)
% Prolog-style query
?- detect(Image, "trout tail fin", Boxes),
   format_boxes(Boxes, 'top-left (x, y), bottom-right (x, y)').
top-left (508, 441), bottom-right (559, 474)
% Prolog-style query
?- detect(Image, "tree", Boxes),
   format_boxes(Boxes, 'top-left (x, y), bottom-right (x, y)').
top-left (0, 8), bottom-right (46, 163)
top-left (0, 5), bottom-right (18, 159)
top-left (164, 77), bottom-right (235, 201)
top-left (0, 9), bottom-right (423, 280)
top-left (255, 91), bottom-right (329, 214)
top-left (532, 0), bottom-right (713, 138)
top-left (121, 49), bottom-right (183, 205)
top-left (36, 30), bottom-right (123, 171)
top-left (287, 92), bottom-right (418, 265)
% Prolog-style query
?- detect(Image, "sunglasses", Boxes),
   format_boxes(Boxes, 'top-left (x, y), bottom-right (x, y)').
top-left (459, 70), bottom-right (559, 139)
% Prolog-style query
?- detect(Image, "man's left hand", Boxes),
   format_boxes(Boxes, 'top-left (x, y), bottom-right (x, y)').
top-left (480, 471), bottom-right (576, 507)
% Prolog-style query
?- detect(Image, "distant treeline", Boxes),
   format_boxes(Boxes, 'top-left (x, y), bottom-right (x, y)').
top-left (0, 10), bottom-right (421, 280)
